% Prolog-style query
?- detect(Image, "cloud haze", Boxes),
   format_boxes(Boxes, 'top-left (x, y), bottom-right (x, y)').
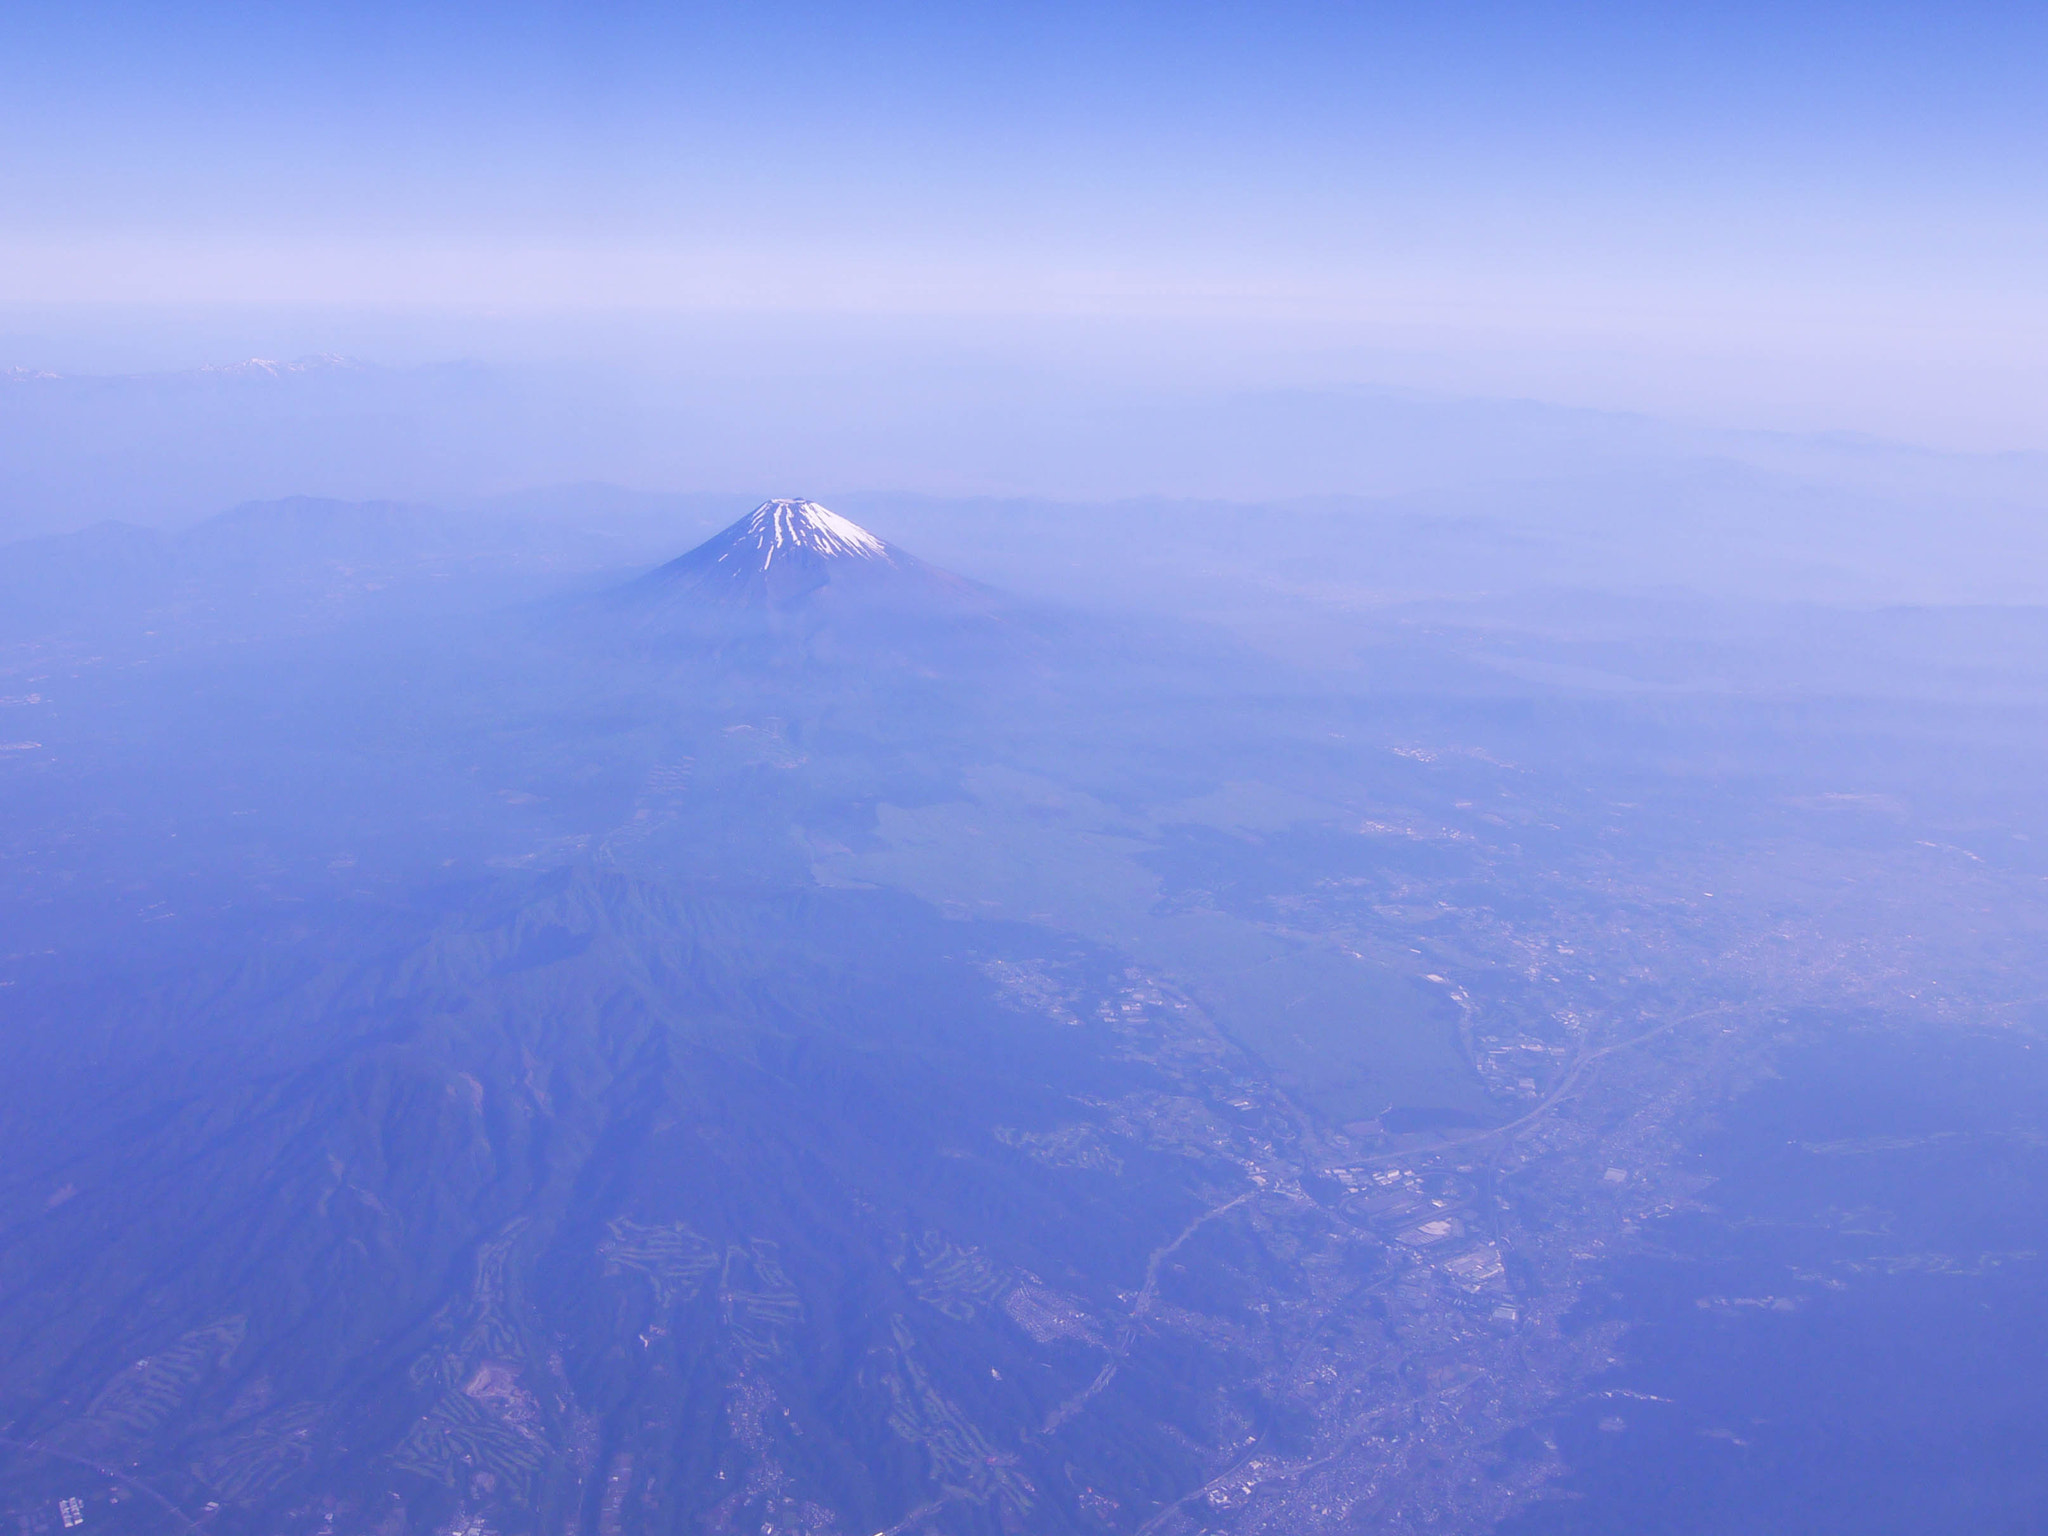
top-left (5, 2), bottom-right (2046, 447)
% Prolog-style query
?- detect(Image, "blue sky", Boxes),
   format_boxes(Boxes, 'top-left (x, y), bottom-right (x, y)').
top-left (4, 2), bottom-right (2044, 444)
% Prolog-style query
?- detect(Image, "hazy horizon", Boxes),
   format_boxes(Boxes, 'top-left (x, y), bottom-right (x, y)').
top-left (8, 1), bottom-right (2048, 456)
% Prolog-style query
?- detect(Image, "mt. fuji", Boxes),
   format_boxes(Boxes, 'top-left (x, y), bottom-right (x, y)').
top-left (632, 499), bottom-right (972, 612)
top-left (604, 498), bottom-right (1002, 661)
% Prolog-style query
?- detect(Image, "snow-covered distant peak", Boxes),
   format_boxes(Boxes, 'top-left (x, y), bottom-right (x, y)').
top-left (627, 493), bottom-right (985, 622)
top-left (197, 354), bottom-right (365, 377)
top-left (722, 499), bottom-right (890, 567)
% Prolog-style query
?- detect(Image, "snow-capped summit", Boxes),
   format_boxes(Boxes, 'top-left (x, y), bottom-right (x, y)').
top-left (711, 499), bottom-right (890, 568)
top-left (619, 498), bottom-right (984, 628)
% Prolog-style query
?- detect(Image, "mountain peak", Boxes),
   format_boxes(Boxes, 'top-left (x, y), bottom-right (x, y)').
top-left (617, 498), bottom-right (986, 631)
top-left (720, 499), bottom-right (889, 567)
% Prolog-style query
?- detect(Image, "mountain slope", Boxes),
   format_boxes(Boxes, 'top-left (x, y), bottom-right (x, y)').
top-left (0, 872), bottom-right (1269, 1536)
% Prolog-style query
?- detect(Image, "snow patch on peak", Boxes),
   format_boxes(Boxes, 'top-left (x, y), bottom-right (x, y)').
top-left (728, 499), bottom-right (889, 567)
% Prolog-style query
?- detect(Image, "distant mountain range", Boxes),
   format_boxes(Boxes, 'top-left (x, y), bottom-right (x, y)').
top-left (9, 354), bottom-right (2048, 609)
top-left (0, 495), bottom-right (733, 643)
